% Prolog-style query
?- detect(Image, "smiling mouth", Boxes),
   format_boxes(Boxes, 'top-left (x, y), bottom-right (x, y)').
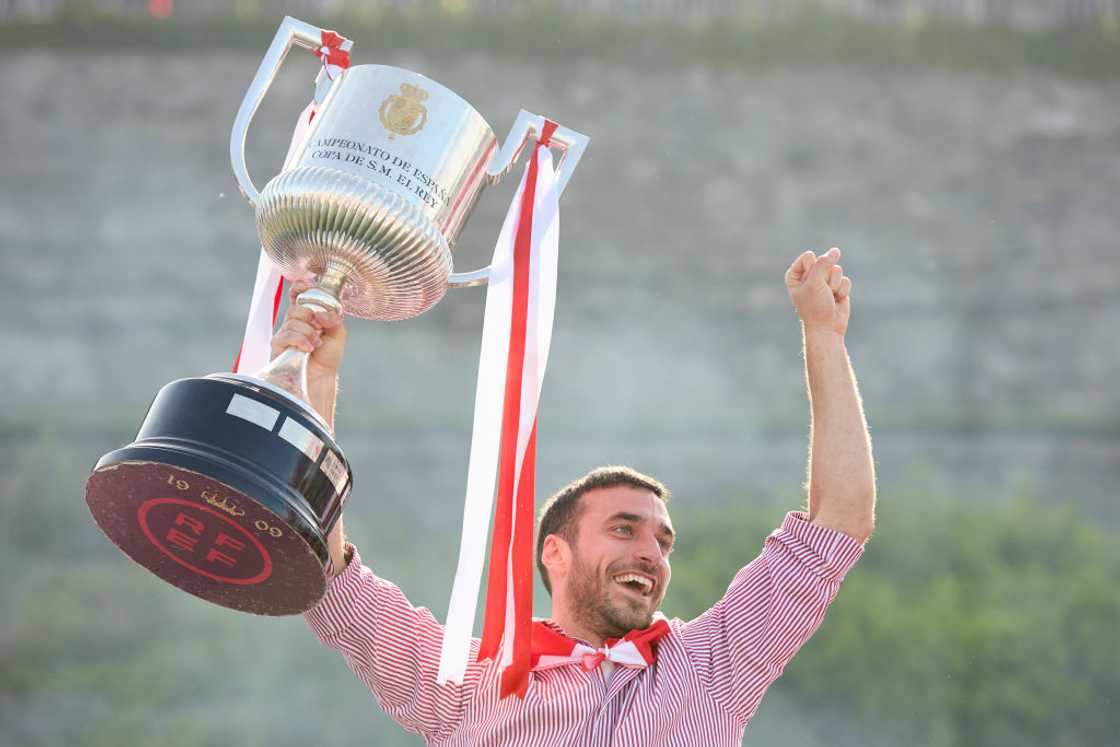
top-left (613, 573), bottom-right (655, 597)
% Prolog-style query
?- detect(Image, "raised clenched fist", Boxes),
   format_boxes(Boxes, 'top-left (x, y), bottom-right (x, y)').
top-left (784, 247), bottom-right (853, 337)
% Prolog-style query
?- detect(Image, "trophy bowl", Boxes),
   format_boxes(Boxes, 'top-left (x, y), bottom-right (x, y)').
top-left (255, 166), bottom-right (450, 321)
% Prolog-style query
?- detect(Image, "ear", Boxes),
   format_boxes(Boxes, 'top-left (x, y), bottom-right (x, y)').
top-left (541, 534), bottom-right (570, 585)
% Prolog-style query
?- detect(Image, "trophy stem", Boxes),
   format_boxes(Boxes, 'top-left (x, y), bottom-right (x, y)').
top-left (299, 262), bottom-right (346, 315)
top-left (256, 347), bottom-right (311, 404)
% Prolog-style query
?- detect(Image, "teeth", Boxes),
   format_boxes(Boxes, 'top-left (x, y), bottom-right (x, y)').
top-left (613, 574), bottom-right (653, 593)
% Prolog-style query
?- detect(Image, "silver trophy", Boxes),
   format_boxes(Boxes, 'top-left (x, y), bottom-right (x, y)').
top-left (84, 16), bottom-right (589, 615)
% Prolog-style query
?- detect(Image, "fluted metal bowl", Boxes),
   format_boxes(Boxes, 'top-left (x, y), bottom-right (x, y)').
top-left (256, 165), bottom-right (452, 321)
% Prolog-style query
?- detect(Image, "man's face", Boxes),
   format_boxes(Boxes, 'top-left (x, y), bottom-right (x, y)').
top-left (562, 485), bottom-right (675, 640)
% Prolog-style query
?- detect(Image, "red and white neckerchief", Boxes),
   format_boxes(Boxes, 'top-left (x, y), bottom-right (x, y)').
top-left (233, 31), bottom-right (352, 375)
top-left (437, 119), bottom-right (562, 699)
top-left (530, 618), bottom-right (671, 674)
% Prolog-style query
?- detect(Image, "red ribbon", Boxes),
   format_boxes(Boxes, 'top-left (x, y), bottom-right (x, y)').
top-left (538, 122), bottom-right (556, 148)
top-left (581, 651), bottom-right (606, 670)
top-left (313, 30), bottom-right (351, 70)
top-left (477, 120), bottom-right (560, 699)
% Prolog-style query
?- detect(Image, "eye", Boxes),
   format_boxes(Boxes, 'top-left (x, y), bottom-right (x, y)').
top-left (612, 525), bottom-right (633, 537)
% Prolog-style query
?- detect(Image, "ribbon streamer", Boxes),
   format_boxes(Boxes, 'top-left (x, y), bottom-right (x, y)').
top-left (232, 101), bottom-right (316, 374)
top-left (438, 120), bottom-right (561, 699)
top-left (233, 33), bottom-right (352, 374)
top-left (313, 30), bottom-right (351, 79)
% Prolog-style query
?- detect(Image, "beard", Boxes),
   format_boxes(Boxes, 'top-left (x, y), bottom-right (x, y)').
top-left (567, 553), bottom-right (658, 641)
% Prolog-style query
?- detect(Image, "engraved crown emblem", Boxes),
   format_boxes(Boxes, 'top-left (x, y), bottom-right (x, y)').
top-left (378, 83), bottom-right (430, 138)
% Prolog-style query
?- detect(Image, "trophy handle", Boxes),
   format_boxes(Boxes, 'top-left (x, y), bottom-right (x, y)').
top-left (446, 110), bottom-right (589, 288)
top-left (230, 16), bottom-right (351, 206)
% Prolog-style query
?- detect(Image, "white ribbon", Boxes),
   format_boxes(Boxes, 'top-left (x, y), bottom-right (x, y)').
top-left (438, 131), bottom-right (560, 685)
top-left (533, 639), bottom-right (648, 672)
top-left (233, 52), bottom-right (346, 375)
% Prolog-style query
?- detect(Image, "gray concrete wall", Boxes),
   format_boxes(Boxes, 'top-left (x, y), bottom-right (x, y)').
top-left (2, 51), bottom-right (1117, 521)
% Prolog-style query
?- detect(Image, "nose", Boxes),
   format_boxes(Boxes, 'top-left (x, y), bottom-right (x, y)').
top-left (633, 533), bottom-right (663, 564)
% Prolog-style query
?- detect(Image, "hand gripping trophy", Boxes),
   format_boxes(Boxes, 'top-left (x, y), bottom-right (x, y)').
top-left (84, 17), bottom-right (588, 616)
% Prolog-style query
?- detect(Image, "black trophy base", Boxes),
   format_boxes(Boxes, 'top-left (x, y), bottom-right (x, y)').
top-left (85, 375), bottom-right (352, 616)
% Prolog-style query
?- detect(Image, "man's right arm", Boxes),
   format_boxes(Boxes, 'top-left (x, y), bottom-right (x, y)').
top-left (325, 518), bottom-right (349, 578)
top-left (273, 284), bottom-right (474, 740)
top-left (305, 545), bottom-right (476, 741)
top-left (271, 282), bottom-right (350, 576)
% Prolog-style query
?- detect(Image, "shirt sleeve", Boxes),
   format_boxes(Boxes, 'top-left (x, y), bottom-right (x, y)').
top-left (303, 545), bottom-right (476, 743)
top-left (677, 511), bottom-right (864, 727)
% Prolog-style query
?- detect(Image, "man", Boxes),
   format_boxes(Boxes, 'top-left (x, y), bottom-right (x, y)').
top-left (274, 247), bottom-right (875, 746)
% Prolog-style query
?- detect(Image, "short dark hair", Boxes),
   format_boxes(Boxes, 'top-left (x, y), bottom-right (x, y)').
top-left (535, 465), bottom-right (670, 594)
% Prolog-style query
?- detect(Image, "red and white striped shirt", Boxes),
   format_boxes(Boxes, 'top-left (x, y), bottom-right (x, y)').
top-left (305, 511), bottom-right (864, 746)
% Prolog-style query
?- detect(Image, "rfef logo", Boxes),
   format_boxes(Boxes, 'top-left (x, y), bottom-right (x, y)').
top-left (137, 498), bottom-right (273, 585)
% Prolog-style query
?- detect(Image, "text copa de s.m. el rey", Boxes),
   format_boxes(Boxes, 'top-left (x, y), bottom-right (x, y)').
top-left (309, 138), bottom-right (452, 211)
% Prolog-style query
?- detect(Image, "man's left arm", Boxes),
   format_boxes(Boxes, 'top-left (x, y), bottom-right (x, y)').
top-left (786, 247), bottom-right (877, 543)
top-left (678, 248), bottom-right (873, 726)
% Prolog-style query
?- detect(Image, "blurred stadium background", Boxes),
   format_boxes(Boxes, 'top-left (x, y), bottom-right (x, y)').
top-left (2, 0), bottom-right (1120, 27)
